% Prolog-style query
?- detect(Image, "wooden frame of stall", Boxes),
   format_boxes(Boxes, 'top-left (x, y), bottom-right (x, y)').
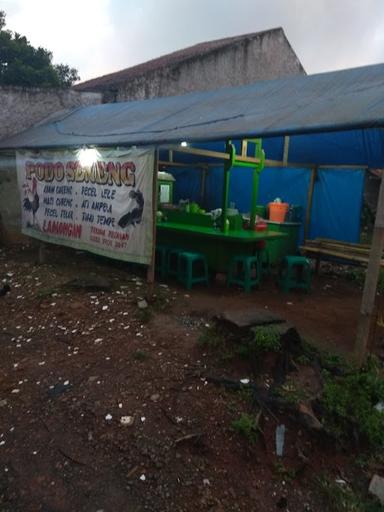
top-left (147, 137), bottom-right (381, 365)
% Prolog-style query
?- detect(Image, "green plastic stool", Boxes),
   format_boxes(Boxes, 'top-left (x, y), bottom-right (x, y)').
top-left (278, 255), bottom-right (311, 293)
top-left (155, 245), bottom-right (168, 278)
top-left (177, 251), bottom-right (209, 290)
top-left (258, 249), bottom-right (270, 277)
top-left (167, 248), bottom-right (183, 278)
top-left (227, 255), bottom-right (261, 293)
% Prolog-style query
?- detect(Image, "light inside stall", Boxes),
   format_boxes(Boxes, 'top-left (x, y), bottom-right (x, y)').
top-left (77, 147), bottom-right (100, 167)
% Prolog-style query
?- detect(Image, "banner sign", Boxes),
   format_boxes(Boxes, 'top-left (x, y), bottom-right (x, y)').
top-left (16, 147), bottom-right (155, 264)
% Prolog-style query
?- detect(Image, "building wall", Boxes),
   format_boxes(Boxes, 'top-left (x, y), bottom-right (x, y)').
top-left (0, 87), bottom-right (102, 241)
top-left (109, 30), bottom-right (304, 102)
top-left (0, 86), bottom-right (102, 140)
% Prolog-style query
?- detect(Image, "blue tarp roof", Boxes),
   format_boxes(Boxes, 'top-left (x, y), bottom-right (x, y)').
top-left (1, 62), bottom-right (384, 153)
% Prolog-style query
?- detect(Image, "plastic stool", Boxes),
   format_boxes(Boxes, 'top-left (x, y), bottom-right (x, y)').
top-left (167, 248), bottom-right (183, 278)
top-left (155, 245), bottom-right (168, 278)
top-left (177, 251), bottom-right (209, 290)
top-left (258, 249), bottom-right (270, 277)
top-left (227, 255), bottom-right (261, 293)
top-left (278, 255), bottom-right (311, 293)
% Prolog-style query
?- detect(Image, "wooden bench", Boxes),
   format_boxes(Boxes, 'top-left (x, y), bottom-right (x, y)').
top-left (300, 238), bottom-right (384, 272)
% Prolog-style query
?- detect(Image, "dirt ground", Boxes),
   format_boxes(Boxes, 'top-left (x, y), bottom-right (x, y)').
top-left (0, 243), bottom-right (375, 511)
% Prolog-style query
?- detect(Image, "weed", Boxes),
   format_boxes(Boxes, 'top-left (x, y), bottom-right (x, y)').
top-left (136, 308), bottom-right (152, 324)
top-left (252, 326), bottom-right (281, 352)
top-left (231, 413), bottom-right (259, 444)
top-left (36, 287), bottom-right (59, 299)
top-left (133, 349), bottom-right (148, 361)
top-left (273, 461), bottom-right (297, 482)
top-left (198, 324), bottom-right (226, 348)
top-left (321, 356), bottom-right (384, 447)
top-left (316, 476), bottom-right (381, 512)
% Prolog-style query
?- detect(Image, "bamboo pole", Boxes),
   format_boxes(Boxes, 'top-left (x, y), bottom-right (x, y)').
top-left (146, 149), bottom-right (159, 294)
top-left (304, 167), bottom-right (317, 242)
top-left (283, 136), bottom-right (290, 165)
top-left (355, 172), bottom-right (384, 365)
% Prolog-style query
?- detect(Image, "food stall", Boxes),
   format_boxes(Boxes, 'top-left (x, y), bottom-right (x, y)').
top-left (155, 140), bottom-right (293, 273)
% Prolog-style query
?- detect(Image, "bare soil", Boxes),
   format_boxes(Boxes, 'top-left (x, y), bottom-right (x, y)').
top-left (0, 243), bottom-right (374, 511)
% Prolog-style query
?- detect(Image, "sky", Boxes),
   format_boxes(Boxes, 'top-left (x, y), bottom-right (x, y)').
top-left (2, 0), bottom-right (384, 83)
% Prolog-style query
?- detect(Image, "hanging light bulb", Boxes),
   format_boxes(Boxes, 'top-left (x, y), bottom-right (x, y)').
top-left (77, 147), bottom-right (100, 167)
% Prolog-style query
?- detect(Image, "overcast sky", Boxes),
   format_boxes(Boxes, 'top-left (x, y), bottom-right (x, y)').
top-left (3, 0), bottom-right (384, 83)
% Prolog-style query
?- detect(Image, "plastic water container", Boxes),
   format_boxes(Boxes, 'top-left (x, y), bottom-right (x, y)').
top-left (268, 202), bottom-right (289, 223)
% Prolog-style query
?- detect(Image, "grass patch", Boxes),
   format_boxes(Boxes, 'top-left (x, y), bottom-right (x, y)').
top-left (231, 413), bottom-right (259, 444)
top-left (316, 476), bottom-right (381, 512)
top-left (198, 324), bottom-right (227, 349)
top-left (321, 356), bottom-right (384, 448)
top-left (133, 349), bottom-right (149, 362)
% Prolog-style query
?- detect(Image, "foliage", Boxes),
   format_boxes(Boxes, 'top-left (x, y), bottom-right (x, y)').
top-left (231, 413), bottom-right (259, 444)
top-left (252, 326), bottom-right (281, 352)
top-left (198, 324), bottom-right (226, 348)
top-left (321, 357), bottom-right (384, 447)
top-left (133, 349), bottom-right (148, 361)
top-left (0, 11), bottom-right (79, 87)
top-left (316, 476), bottom-right (382, 512)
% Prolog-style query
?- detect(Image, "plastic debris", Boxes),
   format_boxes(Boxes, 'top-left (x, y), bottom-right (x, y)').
top-left (137, 299), bottom-right (148, 309)
top-left (369, 474), bottom-right (384, 504)
top-left (275, 424), bottom-right (286, 457)
top-left (139, 474), bottom-right (146, 481)
top-left (120, 416), bottom-right (134, 426)
top-left (374, 402), bottom-right (384, 413)
top-left (105, 414), bottom-right (113, 421)
top-left (240, 378), bottom-right (250, 385)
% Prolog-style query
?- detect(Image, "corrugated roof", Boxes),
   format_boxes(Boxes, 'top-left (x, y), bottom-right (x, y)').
top-left (74, 28), bottom-right (294, 92)
top-left (1, 62), bottom-right (384, 150)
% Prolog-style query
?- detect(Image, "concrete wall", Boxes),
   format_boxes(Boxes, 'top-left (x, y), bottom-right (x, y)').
top-left (108, 30), bottom-right (304, 102)
top-left (0, 87), bottom-right (102, 241)
top-left (0, 86), bottom-right (102, 140)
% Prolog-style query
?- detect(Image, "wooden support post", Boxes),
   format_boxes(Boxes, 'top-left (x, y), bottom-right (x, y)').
top-left (200, 165), bottom-right (208, 205)
top-left (283, 136), bottom-right (290, 165)
top-left (355, 172), bottom-right (384, 366)
top-left (146, 149), bottom-right (159, 295)
top-left (304, 167), bottom-right (317, 242)
top-left (38, 242), bottom-right (46, 264)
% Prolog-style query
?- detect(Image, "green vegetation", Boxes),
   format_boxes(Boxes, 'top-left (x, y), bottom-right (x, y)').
top-left (321, 357), bottom-right (384, 447)
top-left (231, 413), bottom-right (259, 444)
top-left (251, 326), bottom-right (281, 352)
top-left (0, 11), bottom-right (79, 87)
top-left (198, 324), bottom-right (227, 349)
top-left (317, 476), bottom-right (381, 512)
top-left (132, 349), bottom-right (148, 362)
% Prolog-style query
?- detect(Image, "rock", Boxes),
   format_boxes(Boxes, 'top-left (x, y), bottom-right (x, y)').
top-left (120, 416), bottom-right (135, 426)
top-left (137, 299), bottom-right (148, 309)
top-left (219, 308), bottom-right (285, 329)
top-left (64, 275), bottom-right (112, 291)
top-left (0, 399), bottom-right (7, 407)
top-left (150, 393), bottom-right (160, 402)
top-left (369, 474), bottom-right (384, 504)
top-left (298, 403), bottom-right (323, 431)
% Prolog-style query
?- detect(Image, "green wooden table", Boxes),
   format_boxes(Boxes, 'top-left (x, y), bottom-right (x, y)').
top-left (156, 221), bottom-right (286, 273)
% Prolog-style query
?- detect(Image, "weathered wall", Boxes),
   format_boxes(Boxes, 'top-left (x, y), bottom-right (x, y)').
top-left (108, 30), bottom-right (304, 102)
top-left (0, 87), bottom-right (102, 241)
top-left (0, 86), bottom-right (102, 141)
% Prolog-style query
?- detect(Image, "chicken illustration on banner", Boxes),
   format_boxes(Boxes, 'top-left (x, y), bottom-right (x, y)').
top-left (22, 176), bottom-right (40, 229)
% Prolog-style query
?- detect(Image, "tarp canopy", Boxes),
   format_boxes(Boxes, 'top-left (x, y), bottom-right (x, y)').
top-left (1, 62), bottom-right (384, 166)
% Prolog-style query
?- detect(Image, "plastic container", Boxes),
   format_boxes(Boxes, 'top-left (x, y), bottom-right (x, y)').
top-left (268, 202), bottom-right (289, 223)
top-left (255, 221), bottom-right (267, 231)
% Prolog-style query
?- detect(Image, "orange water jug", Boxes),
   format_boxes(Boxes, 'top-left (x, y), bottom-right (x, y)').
top-left (268, 202), bottom-right (289, 222)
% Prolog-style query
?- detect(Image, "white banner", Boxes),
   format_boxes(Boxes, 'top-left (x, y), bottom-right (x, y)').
top-left (16, 147), bottom-right (155, 264)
